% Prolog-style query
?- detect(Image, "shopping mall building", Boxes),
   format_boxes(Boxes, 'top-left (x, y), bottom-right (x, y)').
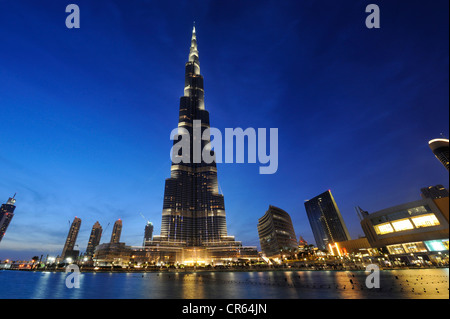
top-left (360, 196), bottom-right (449, 265)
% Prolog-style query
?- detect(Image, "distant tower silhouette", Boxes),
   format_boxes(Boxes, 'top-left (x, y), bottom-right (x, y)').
top-left (61, 217), bottom-right (82, 260)
top-left (143, 221), bottom-right (154, 246)
top-left (86, 221), bottom-right (103, 256)
top-left (110, 219), bottom-right (122, 244)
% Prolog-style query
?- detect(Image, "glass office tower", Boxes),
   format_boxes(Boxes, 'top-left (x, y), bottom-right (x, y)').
top-left (304, 190), bottom-right (351, 250)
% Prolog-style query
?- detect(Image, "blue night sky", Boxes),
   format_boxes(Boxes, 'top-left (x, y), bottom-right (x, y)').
top-left (0, 0), bottom-right (448, 260)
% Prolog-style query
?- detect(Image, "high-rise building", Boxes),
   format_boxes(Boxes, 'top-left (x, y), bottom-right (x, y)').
top-left (86, 221), bottom-right (103, 257)
top-left (0, 195), bottom-right (17, 244)
top-left (61, 217), bottom-right (82, 261)
top-left (158, 25), bottom-right (231, 246)
top-left (304, 190), bottom-right (351, 251)
top-left (428, 138), bottom-right (449, 171)
top-left (156, 25), bottom-right (236, 246)
top-left (421, 185), bottom-right (449, 200)
top-left (110, 219), bottom-right (122, 244)
top-left (143, 25), bottom-right (258, 264)
top-left (143, 221), bottom-right (153, 245)
top-left (257, 206), bottom-right (298, 258)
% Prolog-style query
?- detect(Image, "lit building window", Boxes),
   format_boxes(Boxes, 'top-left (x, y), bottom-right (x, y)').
top-left (411, 214), bottom-right (440, 228)
top-left (391, 218), bottom-right (414, 232)
top-left (401, 241), bottom-right (427, 253)
top-left (407, 206), bottom-right (429, 215)
top-left (374, 222), bottom-right (394, 235)
top-left (424, 239), bottom-right (449, 252)
top-left (387, 244), bottom-right (405, 255)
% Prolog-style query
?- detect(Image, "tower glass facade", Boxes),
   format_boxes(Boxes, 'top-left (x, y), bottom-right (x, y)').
top-left (304, 190), bottom-right (351, 250)
top-left (0, 195), bottom-right (16, 244)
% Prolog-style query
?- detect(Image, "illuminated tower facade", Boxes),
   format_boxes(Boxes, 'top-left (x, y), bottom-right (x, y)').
top-left (61, 217), bottom-right (82, 260)
top-left (429, 138), bottom-right (449, 171)
top-left (159, 25), bottom-right (233, 247)
top-left (304, 190), bottom-right (351, 250)
top-left (86, 221), bottom-right (103, 256)
top-left (0, 195), bottom-right (17, 244)
top-left (110, 219), bottom-right (122, 244)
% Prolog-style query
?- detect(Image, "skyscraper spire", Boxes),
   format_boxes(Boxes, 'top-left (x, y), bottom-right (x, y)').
top-left (189, 23), bottom-right (200, 68)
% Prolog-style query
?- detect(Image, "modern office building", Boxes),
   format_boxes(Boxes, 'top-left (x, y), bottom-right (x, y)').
top-left (421, 185), bottom-right (449, 199)
top-left (86, 221), bottom-right (103, 257)
top-left (360, 195), bottom-right (449, 264)
top-left (428, 138), bottom-right (449, 171)
top-left (144, 25), bottom-right (258, 265)
top-left (61, 217), bottom-right (82, 261)
top-left (110, 219), bottom-right (122, 244)
top-left (258, 206), bottom-right (298, 258)
top-left (304, 190), bottom-right (351, 250)
top-left (0, 195), bottom-right (17, 244)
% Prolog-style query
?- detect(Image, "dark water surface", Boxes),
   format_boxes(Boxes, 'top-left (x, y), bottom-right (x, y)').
top-left (0, 268), bottom-right (448, 299)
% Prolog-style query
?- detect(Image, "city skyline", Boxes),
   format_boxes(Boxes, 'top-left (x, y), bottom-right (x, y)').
top-left (0, 1), bottom-right (449, 260)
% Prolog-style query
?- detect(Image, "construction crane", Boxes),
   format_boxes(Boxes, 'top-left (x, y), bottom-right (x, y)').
top-left (140, 212), bottom-right (149, 223)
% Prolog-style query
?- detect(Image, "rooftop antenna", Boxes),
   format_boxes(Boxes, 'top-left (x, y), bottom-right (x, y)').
top-left (355, 207), bottom-right (362, 222)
